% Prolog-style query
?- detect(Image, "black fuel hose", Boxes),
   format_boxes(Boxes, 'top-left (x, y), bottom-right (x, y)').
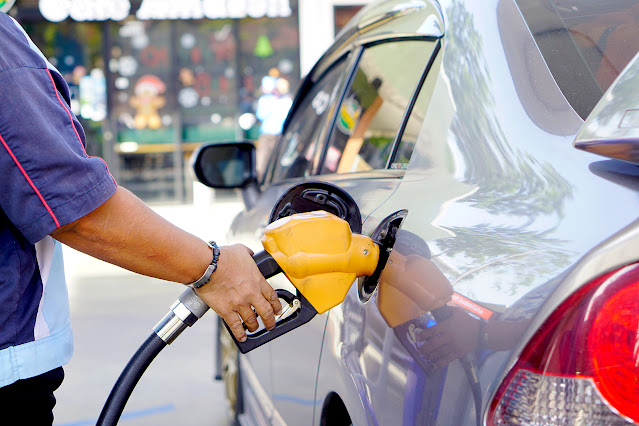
top-left (96, 253), bottom-right (276, 425)
top-left (96, 287), bottom-right (210, 425)
top-left (96, 333), bottom-right (166, 426)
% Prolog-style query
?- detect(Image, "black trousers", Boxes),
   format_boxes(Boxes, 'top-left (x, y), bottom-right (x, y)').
top-left (0, 367), bottom-right (64, 425)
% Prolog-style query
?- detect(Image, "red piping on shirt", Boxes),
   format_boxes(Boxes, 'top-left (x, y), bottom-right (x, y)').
top-left (46, 69), bottom-right (116, 186)
top-left (0, 132), bottom-right (61, 228)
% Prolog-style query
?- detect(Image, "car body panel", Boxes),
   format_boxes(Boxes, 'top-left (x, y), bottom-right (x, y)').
top-left (221, 0), bottom-right (639, 424)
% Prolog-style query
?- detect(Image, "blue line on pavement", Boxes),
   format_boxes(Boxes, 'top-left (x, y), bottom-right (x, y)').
top-left (59, 403), bottom-right (175, 426)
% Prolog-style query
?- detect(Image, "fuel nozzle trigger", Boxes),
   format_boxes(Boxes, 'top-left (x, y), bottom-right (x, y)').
top-left (225, 249), bottom-right (319, 354)
top-left (227, 210), bottom-right (380, 353)
top-left (225, 288), bottom-right (318, 353)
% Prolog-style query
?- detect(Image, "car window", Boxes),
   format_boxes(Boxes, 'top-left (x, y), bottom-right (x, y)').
top-left (514, 0), bottom-right (639, 119)
top-left (390, 43), bottom-right (441, 170)
top-left (320, 41), bottom-right (435, 174)
top-left (271, 57), bottom-right (350, 181)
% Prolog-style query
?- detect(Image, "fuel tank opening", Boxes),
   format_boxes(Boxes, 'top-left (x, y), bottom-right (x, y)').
top-left (359, 210), bottom-right (407, 302)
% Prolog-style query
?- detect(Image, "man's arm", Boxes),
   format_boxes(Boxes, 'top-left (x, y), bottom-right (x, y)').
top-left (51, 186), bottom-right (281, 342)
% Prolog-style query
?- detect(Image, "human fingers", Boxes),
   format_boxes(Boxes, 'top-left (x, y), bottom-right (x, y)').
top-left (251, 292), bottom-right (276, 330)
top-left (223, 312), bottom-right (247, 342)
top-left (232, 246), bottom-right (278, 329)
top-left (263, 281), bottom-right (283, 316)
top-left (233, 246), bottom-right (280, 327)
top-left (237, 305), bottom-right (260, 333)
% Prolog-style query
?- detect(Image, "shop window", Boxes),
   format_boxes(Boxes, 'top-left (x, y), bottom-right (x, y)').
top-left (320, 41), bottom-right (435, 175)
top-left (237, 15), bottom-right (300, 141)
top-left (109, 14), bottom-right (300, 201)
top-left (272, 56), bottom-right (350, 181)
top-left (112, 20), bottom-right (173, 144)
top-left (175, 16), bottom-right (300, 143)
top-left (176, 19), bottom-right (239, 143)
top-left (110, 20), bottom-right (177, 200)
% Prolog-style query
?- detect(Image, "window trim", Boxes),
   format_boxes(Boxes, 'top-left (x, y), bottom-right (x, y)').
top-left (314, 168), bottom-right (407, 182)
top-left (272, 166), bottom-right (407, 187)
top-left (386, 38), bottom-right (441, 169)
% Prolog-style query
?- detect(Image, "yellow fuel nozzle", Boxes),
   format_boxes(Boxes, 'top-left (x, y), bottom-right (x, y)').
top-left (261, 211), bottom-right (380, 314)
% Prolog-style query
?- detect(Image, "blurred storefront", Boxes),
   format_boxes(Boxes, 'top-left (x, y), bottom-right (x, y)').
top-left (6, 0), bottom-right (366, 202)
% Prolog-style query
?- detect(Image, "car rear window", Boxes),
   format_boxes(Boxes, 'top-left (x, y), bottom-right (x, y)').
top-left (515, 0), bottom-right (639, 119)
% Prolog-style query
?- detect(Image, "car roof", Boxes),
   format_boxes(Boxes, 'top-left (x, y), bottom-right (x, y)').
top-left (336, 0), bottom-right (442, 39)
top-left (310, 0), bottom-right (444, 82)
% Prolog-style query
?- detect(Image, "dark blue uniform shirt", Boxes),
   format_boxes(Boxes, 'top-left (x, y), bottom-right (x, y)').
top-left (0, 12), bottom-right (117, 386)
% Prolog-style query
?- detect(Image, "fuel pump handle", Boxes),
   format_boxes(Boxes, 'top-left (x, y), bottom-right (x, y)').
top-left (252, 249), bottom-right (282, 279)
top-left (219, 250), bottom-right (318, 353)
top-left (196, 249), bottom-right (314, 353)
top-left (224, 286), bottom-right (318, 354)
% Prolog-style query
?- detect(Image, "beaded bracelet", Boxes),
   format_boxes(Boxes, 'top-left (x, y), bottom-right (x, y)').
top-left (189, 241), bottom-right (220, 289)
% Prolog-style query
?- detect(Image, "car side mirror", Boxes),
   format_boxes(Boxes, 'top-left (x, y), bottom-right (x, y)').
top-left (192, 141), bottom-right (257, 189)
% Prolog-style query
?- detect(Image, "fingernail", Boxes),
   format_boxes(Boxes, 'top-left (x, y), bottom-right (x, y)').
top-left (239, 335), bottom-right (247, 342)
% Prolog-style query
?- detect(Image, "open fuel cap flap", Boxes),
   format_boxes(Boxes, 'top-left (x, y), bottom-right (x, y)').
top-left (268, 181), bottom-right (362, 233)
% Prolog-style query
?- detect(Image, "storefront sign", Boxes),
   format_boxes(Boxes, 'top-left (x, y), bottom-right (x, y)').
top-left (0, 0), bottom-right (15, 12)
top-left (39, 0), bottom-right (292, 22)
top-left (39, 0), bottom-right (130, 22)
top-left (136, 0), bottom-right (292, 20)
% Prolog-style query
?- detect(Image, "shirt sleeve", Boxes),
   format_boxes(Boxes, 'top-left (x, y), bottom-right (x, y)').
top-left (0, 66), bottom-right (117, 244)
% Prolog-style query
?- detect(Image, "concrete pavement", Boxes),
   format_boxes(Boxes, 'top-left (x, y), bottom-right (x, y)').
top-left (54, 197), bottom-right (245, 425)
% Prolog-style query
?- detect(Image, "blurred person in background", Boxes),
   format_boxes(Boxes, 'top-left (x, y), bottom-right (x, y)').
top-left (255, 68), bottom-right (293, 179)
top-left (0, 12), bottom-right (281, 424)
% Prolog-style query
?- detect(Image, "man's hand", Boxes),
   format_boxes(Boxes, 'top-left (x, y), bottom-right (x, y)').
top-left (195, 244), bottom-right (283, 342)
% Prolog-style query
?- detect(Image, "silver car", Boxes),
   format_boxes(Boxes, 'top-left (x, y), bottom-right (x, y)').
top-left (193, 0), bottom-right (639, 424)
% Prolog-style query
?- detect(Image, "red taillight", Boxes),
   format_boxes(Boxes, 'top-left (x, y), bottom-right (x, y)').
top-left (588, 279), bottom-right (639, 422)
top-left (488, 263), bottom-right (639, 425)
